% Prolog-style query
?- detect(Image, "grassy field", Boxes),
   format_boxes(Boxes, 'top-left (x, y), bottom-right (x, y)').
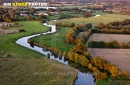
top-left (0, 21), bottom-right (76, 85)
top-left (0, 58), bottom-right (76, 85)
top-left (47, 11), bottom-right (130, 85)
top-left (62, 11), bottom-right (83, 16)
top-left (0, 21), bottom-right (50, 58)
top-left (49, 11), bottom-right (130, 26)
top-left (49, 14), bottom-right (61, 20)
top-left (32, 27), bottom-right (75, 53)
top-left (59, 6), bottom-right (86, 9)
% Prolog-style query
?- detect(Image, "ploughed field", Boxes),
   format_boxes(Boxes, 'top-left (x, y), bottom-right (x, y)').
top-left (88, 48), bottom-right (130, 75)
top-left (88, 33), bottom-right (130, 75)
top-left (89, 33), bottom-right (130, 43)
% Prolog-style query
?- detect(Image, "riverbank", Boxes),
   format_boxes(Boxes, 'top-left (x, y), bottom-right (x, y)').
top-left (32, 26), bottom-right (75, 53)
top-left (0, 21), bottom-right (77, 85)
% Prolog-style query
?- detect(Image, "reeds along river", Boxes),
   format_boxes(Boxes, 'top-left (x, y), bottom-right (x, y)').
top-left (16, 23), bottom-right (95, 85)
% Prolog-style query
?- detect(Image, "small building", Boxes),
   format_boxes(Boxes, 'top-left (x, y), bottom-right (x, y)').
top-left (100, 2), bottom-right (108, 5)
top-left (20, 13), bottom-right (28, 16)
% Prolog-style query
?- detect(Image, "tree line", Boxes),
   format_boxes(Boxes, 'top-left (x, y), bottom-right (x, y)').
top-left (65, 23), bottom-right (129, 81)
top-left (28, 20), bottom-right (129, 81)
top-left (65, 23), bottom-right (92, 44)
top-left (96, 19), bottom-right (130, 30)
top-left (94, 19), bottom-right (130, 34)
top-left (88, 40), bottom-right (130, 48)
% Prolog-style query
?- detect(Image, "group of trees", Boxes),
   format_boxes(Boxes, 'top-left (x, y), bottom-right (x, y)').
top-left (47, 8), bottom-right (61, 16)
top-left (64, 22), bottom-right (129, 81)
top-left (0, 8), bottom-right (38, 22)
top-left (56, 23), bottom-right (75, 27)
top-left (59, 14), bottom-right (78, 20)
top-left (96, 19), bottom-right (130, 30)
top-left (61, 8), bottom-right (83, 13)
top-left (88, 41), bottom-right (130, 49)
top-left (92, 28), bottom-right (130, 34)
top-left (0, 8), bottom-right (61, 23)
top-left (83, 10), bottom-right (92, 18)
top-left (60, 8), bottom-right (92, 19)
top-left (64, 24), bottom-right (108, 80)
top-left (37, 14), bottom-right (48, 23)
top-left (65, 23), bottom-right (92, 44)
top-left (28, 20), bottom-right (129, 81)
top-left (83, 29), bottom-right (92, 43)
top-left (94, 20), bottom-right (130, 34)
top-left (86, 5), bottom-right (104, 10)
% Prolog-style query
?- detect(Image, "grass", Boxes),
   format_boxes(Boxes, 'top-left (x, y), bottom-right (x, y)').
top-left (59, 6), bottom-right (86, 9)
top-left (0, 21), bottom-right (49, 58)
top-left (97, 75), bottom-right (128, 85)
top-left (0, 58), bottom-right (76, 85)
top-left (61, 11), bottom-right (83, 16)
top-left (47, 11), bottom-right (130, 85)
top-left (32, 27), bottom-right (75, 53)
top-left (0, 21), bottom-right (76, 85)
top-left (49, 11), bottom-right (130, 26)
top-left (49, 14), bottom-right (61, 20)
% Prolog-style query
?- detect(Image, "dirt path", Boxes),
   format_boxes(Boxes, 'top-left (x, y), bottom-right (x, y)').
top-left (88, 48), bottom-right (130, 75)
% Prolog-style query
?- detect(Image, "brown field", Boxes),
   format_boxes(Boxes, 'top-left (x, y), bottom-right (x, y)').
top-left (88, 48), bottom-right (130, 75)
top-left (89, 33), bottom-right (130, 43)
top-left (88, 33), bottom-right (130, 75)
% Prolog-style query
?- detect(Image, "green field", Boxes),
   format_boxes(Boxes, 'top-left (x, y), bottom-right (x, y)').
top-left (0, 21), bottom-right (76, 85)
top-left (32, 27), bottom-right (75, 53)
top-left (62, 11), bottom-right (83, 16)
top-left (49, 11), bottom-right (130, 26)
top-left (0, 21), bottom-right (50, 58)
top-left (49, 14), bottom-right (61, 20)
top-left (59, 5), bottom-right (86, 9)
top-left (0, 58), bottom-right (76, 85)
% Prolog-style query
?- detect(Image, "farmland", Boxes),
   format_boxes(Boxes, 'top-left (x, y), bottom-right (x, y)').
top-left (88, 48), bottom-right (130, 75)
top-left (89, 33), bottom-right (130, 43)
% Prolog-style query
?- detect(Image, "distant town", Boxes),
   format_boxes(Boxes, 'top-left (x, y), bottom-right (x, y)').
top-left (1, 0), bottom-right (130, 15)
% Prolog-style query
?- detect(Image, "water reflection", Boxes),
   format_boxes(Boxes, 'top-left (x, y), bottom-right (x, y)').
top-left (42, 48), bottom-right (94, 80)
top-left (30, 43), bottom-right (34, 48)
top-left (16, 23), bottom-right (95, 85)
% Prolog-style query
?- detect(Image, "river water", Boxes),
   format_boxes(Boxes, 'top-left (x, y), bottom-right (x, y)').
top-left (16, 23), bottom-right (95, 85)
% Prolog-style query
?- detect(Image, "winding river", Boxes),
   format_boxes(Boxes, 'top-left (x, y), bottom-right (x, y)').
top-left (16, 23), bottom-right (95, 85)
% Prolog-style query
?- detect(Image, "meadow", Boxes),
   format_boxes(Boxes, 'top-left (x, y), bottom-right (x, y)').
top-left (49, 11), bottom-right (130, 26)
top-left (0, 21), bottom-right (76, 85)
top-left (32, 27), bottom-right (75, 53)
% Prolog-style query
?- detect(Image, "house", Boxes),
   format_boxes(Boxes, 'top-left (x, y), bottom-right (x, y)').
top-left (20, 12), bottom-right (28, 16)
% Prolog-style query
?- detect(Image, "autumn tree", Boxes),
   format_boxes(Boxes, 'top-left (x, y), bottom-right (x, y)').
top-left (63, 51), bottom-right (67, 57)
top-left (83, 10), bottom-right (92, 18)
top-left (121, 70), bottom-right (128, 77)
top-left (74, 53), bottom-right (79, 63)
top-left (109, 65), bottom-right (120, 77)
top-left (55, 8), bottom-right (61, 13)
top-left (37, 14), bottom-right (43, 21)
top-left (92, 57), bottom-right (106, 69)
top-left (120, 42), bottom-right (125, 48)
top-left (58, 49), bottom-right (62, 55)
top-left (79, 55), bottom-right (90, 67)
top-left (68, 52), bottom-right (74, 61)
top-left (97, 22), bottom-right (105, 29)
top-left (65, 29), bottom-right (75, 43)
top-left (71, 42), bottom-right (87, 54)
top-left (29, 8), bottom-right (35, 14)
top-left (94, 70), bottom-right (107, 81)
top-left (47, 8), bottom-right (52, 15)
